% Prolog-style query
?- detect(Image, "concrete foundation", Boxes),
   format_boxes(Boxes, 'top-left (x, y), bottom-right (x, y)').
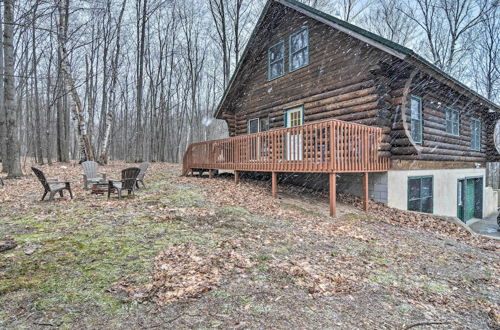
top-left (387, 168), bottom-right (497, 218)
top-left (241, 168), bottom-right (498, 220)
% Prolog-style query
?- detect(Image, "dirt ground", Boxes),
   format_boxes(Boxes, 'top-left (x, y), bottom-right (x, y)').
top-left (0, 161), bottom-right (499, 329)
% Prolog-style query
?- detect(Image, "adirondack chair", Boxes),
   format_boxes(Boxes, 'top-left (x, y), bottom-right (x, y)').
top-left (32, 167), bottom-right (73, 201)
top-left (82, 161), bottom-right (106, 189)
top-left (108, 167), bottom-right (141, 199)
top-left (136, 162), bottom-right (150, 188)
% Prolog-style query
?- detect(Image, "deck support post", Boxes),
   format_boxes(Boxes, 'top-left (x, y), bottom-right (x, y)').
top-left (209, 170), bottom-right (214, 179)
top-left (272, 172), bottom-right (278, 198)
top-left (363, 172), bottom-right (369, 212)
top-left (234, 171), bottom-right (239, 184)
top-left (329, 173), bottom-right (336, 217)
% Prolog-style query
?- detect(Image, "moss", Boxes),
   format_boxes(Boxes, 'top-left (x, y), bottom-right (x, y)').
top-left (218, 205), bottom-right (250, 217)
top-left (0, 201), bottom-right (207, 324)
top-left (165, 189), bottom-right (204, 207)
top-left (368, 270), bottom-right (398, 286)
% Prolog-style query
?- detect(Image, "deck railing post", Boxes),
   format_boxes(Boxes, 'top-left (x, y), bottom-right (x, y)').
top-left (272, 171), bottom-right (278, 198)
top-left (363, 172), bottom-right (369, 212)
top-left (329, 172), bottom-right (336, 217)
top-left (329, 123), bottom-right (335, 171)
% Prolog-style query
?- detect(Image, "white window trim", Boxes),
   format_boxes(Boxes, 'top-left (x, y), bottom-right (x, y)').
top-left (409, 95), bottom-right (423, 144)
top-left (445, 107), bottom-right (460, 136)
top-left (471, 117), bottom-right (481, 151)
top-left (268, 40), bottom-right (285, 81)
top-left (289, 27), bottom-right (309, 72)
top-left (285, 106), bottom-right (304, 128)
top-left (248, 118), bottom-right (260, 134)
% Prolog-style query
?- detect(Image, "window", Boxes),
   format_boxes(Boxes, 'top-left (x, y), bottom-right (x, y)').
top-left (471, 118), bottom-right (481, 151)
top-left (285, 106), bottom-right (303, 128)
top-left (248, 118), bottom-right (259, 134)
top-left (408, 176), bottom-right (433, 213)
top-left (445, 108), bottom-right (460, 135)
top-left (260, 117), bottom-right (270, 132)
top-left (410, 96), bottom-right (422, 143)
top-left (289, 28), bottom-right (309, 72)
top-left (268, 41), bottom-right (284, 80)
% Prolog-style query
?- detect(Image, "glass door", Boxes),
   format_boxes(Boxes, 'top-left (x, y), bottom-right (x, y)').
top-left (285, 107), bottom-right (303, 161)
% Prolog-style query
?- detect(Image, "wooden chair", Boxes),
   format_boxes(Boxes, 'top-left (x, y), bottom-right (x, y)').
top-left (32, 167), bottom-right (73, 201)
top-left (108, 167), bottom-right (141, 199)
top-left (136, 162), bottom-right (150, 188)
top-left (82, 161), bottom-right (107, 189)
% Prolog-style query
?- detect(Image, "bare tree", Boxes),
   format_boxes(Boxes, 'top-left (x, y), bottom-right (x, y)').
top-left (208, 0), bottom-right (230, 88)
top-left (4, 0), bottom-right (22, 177)
top-left (399, 0), bottom-right (496, 73)
top-left (470, 5), bottom-right (500, 102)
top-left (363, 0), bottom-right (418, 45)
top-left (57, 0), bottom-right (94, 161)
top-left (99, 0), bottom-right (127, 163)
top-left (0, 2), bottom-right (6, 173)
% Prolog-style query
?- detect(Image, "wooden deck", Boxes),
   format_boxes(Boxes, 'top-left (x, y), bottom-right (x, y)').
top-left (182, 119), bottom-right (390, 216)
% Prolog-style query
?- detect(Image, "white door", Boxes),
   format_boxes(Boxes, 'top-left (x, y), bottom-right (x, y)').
top-left (285, 107), bottom-right (303, 161)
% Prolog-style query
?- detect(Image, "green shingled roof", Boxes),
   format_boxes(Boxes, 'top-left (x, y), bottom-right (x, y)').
top-left (215, 0), bottom-right (500, 118)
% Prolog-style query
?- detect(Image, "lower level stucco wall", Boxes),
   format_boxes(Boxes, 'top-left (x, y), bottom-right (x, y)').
top-left (387, 168), bottom-right (497, 218)
top-left (484, 187), bottom-right (498, 217)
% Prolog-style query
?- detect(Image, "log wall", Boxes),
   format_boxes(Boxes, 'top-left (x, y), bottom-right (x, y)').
top-left (220, 3), bottom-right (393, 147)
top-left (218, 1), bottom-right (500, 166)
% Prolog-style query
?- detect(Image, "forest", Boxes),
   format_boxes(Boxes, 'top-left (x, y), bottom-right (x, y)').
top-left (0, 0), bottom-right (498, 178)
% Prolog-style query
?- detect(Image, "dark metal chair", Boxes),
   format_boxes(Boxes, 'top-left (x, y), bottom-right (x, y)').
top-left (136, 162), bottom-right (150, 188)
top-left (32, 167), bottom-right (73, 201)
top-left (108, 167), bottom-right (141, 199)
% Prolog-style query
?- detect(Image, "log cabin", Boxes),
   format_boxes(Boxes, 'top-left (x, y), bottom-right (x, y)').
top-left (183, 0), bottom-right (500, 222)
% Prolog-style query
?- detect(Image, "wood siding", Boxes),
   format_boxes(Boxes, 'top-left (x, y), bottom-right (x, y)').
top-left (220, 3), bottom-right (392, 141)
top-left (217, 1), bottom-right (500, 166)
top-left (390, 73), bottom-right (500, 162)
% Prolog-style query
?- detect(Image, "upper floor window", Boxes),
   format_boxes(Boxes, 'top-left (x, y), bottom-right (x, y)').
top-left (410, 96), bottom-right (422, 144)
top-left (289, 28), bottom-right (309, 72)
top-left (248, 118), bottom-right (259, 134)
top-left (471, 118), bottom-right (481, 151)
top-left (445, 108), bottom-right (460, 136)
top-left (268, 41), bottom-right (284, 80)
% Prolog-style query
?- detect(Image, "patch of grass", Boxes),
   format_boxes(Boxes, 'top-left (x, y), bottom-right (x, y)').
top-left (368, 270), bottom-right (398, 286)
top-left (0, 202), bottom-right (209, 324)
top-left (213, 290), bottom-right (231, 299)
top-left (217, 205), bottom-right (250, 218)
top-left (165, 189), bottom-right (204, 207)
top-left (423, 281), bottom-right (450, 294)
top-left (280, 201), bottom-right (323, 217)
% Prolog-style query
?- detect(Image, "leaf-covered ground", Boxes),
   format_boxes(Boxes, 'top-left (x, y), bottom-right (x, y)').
top-left (0, 162), bottom-right (499, 329)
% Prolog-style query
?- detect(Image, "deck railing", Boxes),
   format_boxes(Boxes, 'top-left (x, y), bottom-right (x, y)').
top-left (182, 119), bottom-right (390, 175)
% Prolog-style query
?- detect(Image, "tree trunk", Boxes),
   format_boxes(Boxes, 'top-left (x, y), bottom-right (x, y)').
top-left (4, 0), bottom-right (22, 177)
top-left (135, 0), bottom-right (148, 162)
top-left (0, 4), bottom-right (6, 173)
top-left (32, 1), bottom-right (43, 164)
top-left (99, 0), bottom-right (126, 164)
top-left (57, 0), bottom-right (94, 162)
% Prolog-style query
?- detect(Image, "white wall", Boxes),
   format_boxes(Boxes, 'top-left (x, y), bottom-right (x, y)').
top-left (387, 168), bottom-right (497, 218)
